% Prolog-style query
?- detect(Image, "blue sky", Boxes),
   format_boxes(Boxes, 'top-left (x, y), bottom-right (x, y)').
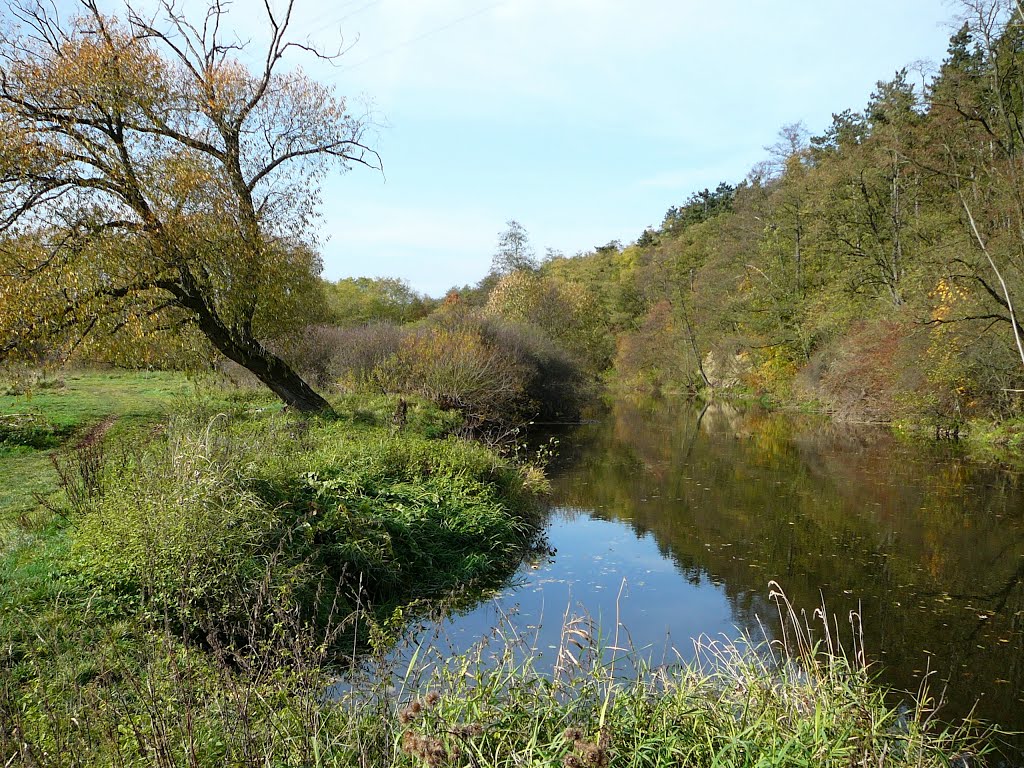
top-left (240, 2), bottom-right (958, 295)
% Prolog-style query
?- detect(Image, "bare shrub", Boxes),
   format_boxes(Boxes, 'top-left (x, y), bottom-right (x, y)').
top-left (817, 319), bottom-right (913, 422)
top-left (379, 324), bottom-right (530, 426)
top-left (328, 323), bottom-right (403, 392)
top-left (476, 316), bottom-right (590, 421)
top-left (217, 323), bottom-right (405, 392)
top-left (250, 315), bottom-right (590, 426)
top-left (275, 323), bottom-right (402, 391)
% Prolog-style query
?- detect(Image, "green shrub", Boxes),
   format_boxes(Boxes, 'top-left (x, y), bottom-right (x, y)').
top-left (67, 407), bottom-right (547, 646)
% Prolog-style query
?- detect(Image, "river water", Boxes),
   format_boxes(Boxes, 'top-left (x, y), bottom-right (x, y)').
top-left (405, 398), bottom-right (1024, 739)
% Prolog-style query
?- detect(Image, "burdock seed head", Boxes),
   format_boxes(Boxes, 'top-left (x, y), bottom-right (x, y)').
top-left (580, 741), bottom-right (609, 768)
top-left (562, 727), bottom-right (584, 743)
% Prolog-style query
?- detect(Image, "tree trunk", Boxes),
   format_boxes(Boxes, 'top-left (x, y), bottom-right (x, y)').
top-left (225, 338), bottom-right (334, 414)
top-left (166, 276), bottom-right (335, 414)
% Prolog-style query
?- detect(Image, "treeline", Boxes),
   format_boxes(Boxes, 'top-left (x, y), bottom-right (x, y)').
top-left (460, 4), bottom-right (1024, 432)
top-left (51, 1), bottom-right (1024, 434)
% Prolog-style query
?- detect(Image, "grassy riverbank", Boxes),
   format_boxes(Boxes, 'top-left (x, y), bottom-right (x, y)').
top-left (0, 368), bottom-right (547, 764)
top-left (0, 369), bottom-right (1003, 766)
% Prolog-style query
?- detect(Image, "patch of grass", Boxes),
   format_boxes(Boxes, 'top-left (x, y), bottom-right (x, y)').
top-left (0, 369), bottom-right (204, 527)
top-left (964, 417), bottom-right (1024, 452)
top-left (0, 371), bottom-right (552, 766)
top-left (0, 445), bottom-right (58, 526)
top-left (0, 369), bottom-right (193, 433)
top-left (66, 404), bottom-right (546, 642)
top-left (0, 581), bottom-right (1000, 767)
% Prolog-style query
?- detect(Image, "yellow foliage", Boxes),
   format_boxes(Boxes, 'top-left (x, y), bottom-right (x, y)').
top-left (486, 272), bottom-right (610, 368)
top-left (0, 2), bottom-right (363, 392)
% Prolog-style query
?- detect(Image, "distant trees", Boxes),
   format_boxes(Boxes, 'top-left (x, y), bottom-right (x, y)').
top-left (491, 220), bottom-right (538, 275)
top-left (0, 0), bottom-right (378, 412)
top-left (485, 270), bottom-right (611, 370)
top-left (323, 277), bottom-right (432, 326)
top-left (662, 183), bottom-right (736, 232)
top-left (815, 71), bottom-right (926, 308)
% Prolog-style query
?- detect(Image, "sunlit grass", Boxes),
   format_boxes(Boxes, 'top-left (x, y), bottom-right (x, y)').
top-left (0, 369), bottom-right (193, 430)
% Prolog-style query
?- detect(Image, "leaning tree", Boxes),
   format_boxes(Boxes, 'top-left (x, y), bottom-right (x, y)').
top-left (0, 0), bottom-right (379, 412)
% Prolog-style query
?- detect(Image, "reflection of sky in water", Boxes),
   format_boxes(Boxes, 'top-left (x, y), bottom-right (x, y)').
top-left (401, 509), bottom-right (740, 666)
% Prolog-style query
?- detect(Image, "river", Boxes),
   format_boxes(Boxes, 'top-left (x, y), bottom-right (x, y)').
top-left (401, 397), bottom-right (1024, 744)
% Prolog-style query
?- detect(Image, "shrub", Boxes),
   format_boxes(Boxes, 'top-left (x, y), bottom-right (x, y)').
top-left (378, 324), bottom-right (530, 426)
top-left (375, 315), bottom-right (591, 427)
top-left (264, 313), bottom-right (591, 428)
top-left (613, 300), bottom-right (694, 392)
top-left (67, 407), bottom-right (546, 646)
top-left (277, 323), bottom-right (403, 391)
top-left (475, 316), bottom-right (591, 422)
top-left (486, 271), bottom-right (613, 371)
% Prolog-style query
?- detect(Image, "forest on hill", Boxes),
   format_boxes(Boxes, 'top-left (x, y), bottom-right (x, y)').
top-left (299, 3), bottom-right (1024, 441)
top-left (288, 4), bottom-right (1024, 443)
top-left (472, 8), bottom-right (1024, 435)
top-left (430, 4), bottom-right (1024, 438)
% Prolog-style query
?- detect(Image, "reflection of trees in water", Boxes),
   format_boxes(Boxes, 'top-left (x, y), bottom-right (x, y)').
top-left (551, 396), bottom-right (1024, 731)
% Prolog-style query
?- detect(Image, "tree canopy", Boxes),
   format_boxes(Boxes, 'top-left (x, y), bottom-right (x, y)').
top-left (491, 219), bottom-right (537, 275)
top-left (0, 0), bottom-right (379, 411)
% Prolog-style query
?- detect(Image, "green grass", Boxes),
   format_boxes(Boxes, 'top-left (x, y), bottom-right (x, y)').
top-left (0, 369), bottom-right (202, 524)
top-left (0, 367), bottom-right (554, 766)
top-left (64, 403), bottom-right (546, 638)
top-left (0, 445), bottom-right (58, 523)
top-left (1, 368), bottom-right (193, 429)
top-left (962, 416), bottom-right (1024, 456)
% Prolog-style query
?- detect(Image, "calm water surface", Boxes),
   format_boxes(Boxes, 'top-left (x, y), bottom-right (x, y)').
top-left (407, 398), bottom-right (1024, 737)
